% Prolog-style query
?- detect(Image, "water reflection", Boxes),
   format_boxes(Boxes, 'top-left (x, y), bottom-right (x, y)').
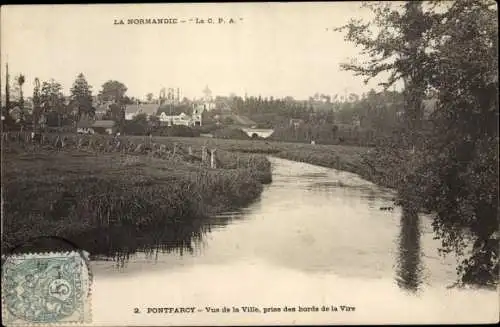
top-left (395, 207), bottom-right (423, 292)
top-left (79, 157), bottom-right (462, 291)
top-left (65, 217), bottom-right (218, 268)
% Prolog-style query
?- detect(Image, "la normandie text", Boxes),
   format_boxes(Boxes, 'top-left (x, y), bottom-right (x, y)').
top-left (114, 17), bottom-right (238, 25)
top-left (115, 18), bottom-right (179, 25)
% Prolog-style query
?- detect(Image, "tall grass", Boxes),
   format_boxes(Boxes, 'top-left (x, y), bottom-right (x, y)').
top-left (2, 149), bottom-right (269, 254)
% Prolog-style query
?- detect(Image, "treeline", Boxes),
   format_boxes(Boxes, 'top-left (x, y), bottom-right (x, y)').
top-left (229, 96), bottom-right (311, 124)
top-left (2, 73), bottom-right (135, 132)
top-left (227, 90), bottom-right (402, 127)
top-left (221, 89), bottom-right (404, 146)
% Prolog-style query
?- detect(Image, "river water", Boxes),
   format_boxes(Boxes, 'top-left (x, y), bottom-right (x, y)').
top-left (90, 157), bottom-right (498, 325)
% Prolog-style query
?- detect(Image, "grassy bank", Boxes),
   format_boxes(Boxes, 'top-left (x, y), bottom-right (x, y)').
top-left (126, 136), bottom-right (394, 189)
top-left (2, 142), bottom-right (271, 254)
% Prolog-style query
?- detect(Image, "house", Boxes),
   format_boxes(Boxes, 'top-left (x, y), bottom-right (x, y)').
top-left (159, 112), bottom-right (192, 126)
top-left (76, 117), bottom-right (95, 134)
top-left (77, 117), bottom-right (116, 135)
top-left (93, 120), bottom-right (116, 134)
top-left (191, 86), bottom-right (216, 112)
top-left (192, 107), bottom-right (202, 126)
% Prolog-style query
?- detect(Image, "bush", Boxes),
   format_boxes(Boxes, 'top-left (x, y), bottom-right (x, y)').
top-left (212, 127), bottom-right (250, 140)
top-left (153, 125), bottom-right (200, 137)
top-left (197, 124), bottom-right (222, 134)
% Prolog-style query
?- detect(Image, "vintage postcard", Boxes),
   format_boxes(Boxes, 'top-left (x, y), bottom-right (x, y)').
top-left (1, 2), bottom-right (498, 326)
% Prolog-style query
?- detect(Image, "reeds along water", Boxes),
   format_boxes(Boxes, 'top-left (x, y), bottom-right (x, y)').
top-left (2, 133), bottom-right (272, 256)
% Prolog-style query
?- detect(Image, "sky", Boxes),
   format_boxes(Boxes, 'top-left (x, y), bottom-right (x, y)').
top-left (1, 3), bottom-right (398, 101)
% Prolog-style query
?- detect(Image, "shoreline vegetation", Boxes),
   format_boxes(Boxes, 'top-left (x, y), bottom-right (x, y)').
top-left (131, 135), bottom-right (397, 189)
top-left (2, 132), bottom-right (272, 255)
top-left (3, 132), bottom-right (496, 287)
top-left (1, 131), bottom-right (414, 258)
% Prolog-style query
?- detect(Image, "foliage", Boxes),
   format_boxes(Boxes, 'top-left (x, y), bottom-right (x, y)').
top-left (197, 124), bottom-right (221, 134)
top-left (17, 74), bottom-right (25, 109)
top-left (98, 80), bottom-right (128, 129)
top-left (39, 79), bottom-right (66, 127)
top-left (40, 79), bottom-right (65, 112)
top-left (148, 115), bottom-right (160, 128)
top-left (152, 125), bottom-right (201, 137)
top-left (338, 0), bottom-right (499, 286)
top-left (32, 78), bottom-right (42, 129)
top-left (224, 95), bottom-right (311, 127)
top-left (70, 73), bottom-right (94, 119)
top-left (212, 127), bottom-right (251, 140)
top-left (2, 150), bottom-right (269, 254)
top-left (99, 80), bottom-right (128, 103)
top-left (403, 0), bottom-right (498, 286)
top-left (123, 113), bottom-right (151, 135)
top-left (335, 1), bottom-right (434, 144)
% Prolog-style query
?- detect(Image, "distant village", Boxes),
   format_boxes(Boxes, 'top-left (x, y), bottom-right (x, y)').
top-left (1, 67), bottom-right (438, 145)
top-left (3, 82), bottom-right (222, 136)
top-left (76, 85), bottom-right (219, 135)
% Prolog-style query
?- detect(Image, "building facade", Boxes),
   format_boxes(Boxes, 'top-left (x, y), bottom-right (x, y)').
top-left (159, 112), bottom-right (192, 126)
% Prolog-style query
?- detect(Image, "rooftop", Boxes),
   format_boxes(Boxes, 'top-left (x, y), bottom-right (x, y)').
top-left (125, 103), bottom-right (159, 115)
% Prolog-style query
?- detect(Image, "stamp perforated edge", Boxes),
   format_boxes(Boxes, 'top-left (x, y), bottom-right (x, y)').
top-left (1, 250), bottom-right (93, 326)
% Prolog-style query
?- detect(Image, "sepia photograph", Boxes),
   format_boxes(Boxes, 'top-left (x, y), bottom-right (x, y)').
top-left (1, 2), bottom-right (498, 326)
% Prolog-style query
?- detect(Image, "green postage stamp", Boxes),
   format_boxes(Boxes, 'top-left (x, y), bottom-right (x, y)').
top-left (1, 251), bottom-right (92, 326)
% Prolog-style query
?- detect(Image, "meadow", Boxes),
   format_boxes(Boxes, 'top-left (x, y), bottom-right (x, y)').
top-left (2, 133), bottom-right (272, 254)
top-left (125, 135), bottom-right (395, 189)
top-left (2, 132), bottom-right (397, 256)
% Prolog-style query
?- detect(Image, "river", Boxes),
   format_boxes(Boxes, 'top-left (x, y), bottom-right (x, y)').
top-left (90, 157), bottom-right (498, 325)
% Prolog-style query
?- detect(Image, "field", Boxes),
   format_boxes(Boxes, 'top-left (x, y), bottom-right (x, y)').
top-left (2, 133), bottom-right (272, 256)
top-left (125, 135), bottom-right (396, 189)
top-left (2, 132), bottom-right (397, 257)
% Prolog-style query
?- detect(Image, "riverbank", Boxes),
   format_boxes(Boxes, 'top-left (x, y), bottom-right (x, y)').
top-left (2, 134), bottom-right (397, 256)
top-left (128, 136), bottom-right (398, 190)
top-left (2, 141), bottom-right (272, 254)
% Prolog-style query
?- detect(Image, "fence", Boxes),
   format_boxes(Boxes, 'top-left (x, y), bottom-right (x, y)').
top-left (2, 131), bottom-right (221, 169)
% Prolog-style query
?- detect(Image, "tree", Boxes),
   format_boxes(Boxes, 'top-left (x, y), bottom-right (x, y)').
top-left (32, 78), bottom-right (42, 130)
top-left (100, 80), bottom-right (128, 131)
top-left (123, 113), bottom-right (149, 135)
top-left (99, 80), bottom-right (128, 104)
top-left (335, 1), bottom-right (434, 147)
top-left (4, 63), bottom-right (10, 112)
top-left (146, 93), bottom-right (154, 102)
top-left (40, 79), bottom-right (65, 127)
top-left (402, 0), bottom-right (498, 286)
top-left (17, 74), bottom-right (25, 110)
top-left (70, 73), bottom-right (94, 120)
top-left (148, 115), bottom-right (160, 128)
top-left (338, 0), bottom-right (498, 286)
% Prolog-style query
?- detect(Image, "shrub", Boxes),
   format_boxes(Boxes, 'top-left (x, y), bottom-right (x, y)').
top-left (153, 125), bottom-right (200, 137)
top-left (212, 127), bottom-right (250, 140)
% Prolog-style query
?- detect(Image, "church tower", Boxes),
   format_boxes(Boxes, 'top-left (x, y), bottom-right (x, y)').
top-left (203, 85), bottom-right (212, 102)
top-left (202, 85), bottom-right (215, 111)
